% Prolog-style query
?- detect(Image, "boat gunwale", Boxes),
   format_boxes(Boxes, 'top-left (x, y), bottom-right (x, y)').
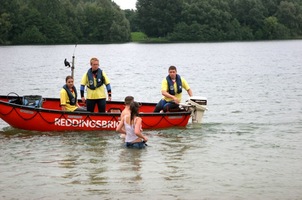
top-left (0, 97), bottom-right (192, 117)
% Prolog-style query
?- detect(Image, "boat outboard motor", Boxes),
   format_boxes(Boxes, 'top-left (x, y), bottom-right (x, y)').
top-left (179, 96), bottom-right (207, 124)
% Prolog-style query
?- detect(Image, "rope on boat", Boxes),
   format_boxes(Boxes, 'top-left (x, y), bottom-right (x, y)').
top-left (0, 105), bottom-right (188, 129)
top-left (0, 105), bottom-right (122, 128)
top-left (141, 114), bottom-right (189, 128)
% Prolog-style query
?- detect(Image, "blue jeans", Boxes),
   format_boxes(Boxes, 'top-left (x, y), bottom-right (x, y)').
top-left (125, 142), bottom-right (146, 149)
top-left (153, 99), bottom-right (179, 112)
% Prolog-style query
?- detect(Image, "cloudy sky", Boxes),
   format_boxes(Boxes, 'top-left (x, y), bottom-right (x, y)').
top-left (113, 0), bottom-right (137, 10)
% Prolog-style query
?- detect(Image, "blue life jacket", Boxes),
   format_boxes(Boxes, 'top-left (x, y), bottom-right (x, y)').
top-left (166, 74), bottom-right (182, 95)
top-left (63, 85), bottom-right (77, 105)
top-left (87, 68), bottom-right (103, 90)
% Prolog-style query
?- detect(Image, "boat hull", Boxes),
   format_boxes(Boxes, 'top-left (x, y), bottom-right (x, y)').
top-left (0, 95), bottom-right (191, 132)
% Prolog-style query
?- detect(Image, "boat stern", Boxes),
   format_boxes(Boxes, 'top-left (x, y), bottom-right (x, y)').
top-left (180, 96), bottom-right (207, 124)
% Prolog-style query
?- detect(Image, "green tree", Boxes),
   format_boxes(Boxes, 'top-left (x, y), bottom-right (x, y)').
top-left (1, 0), bottom-right (301, 43)
top-left (124, 9), bottom-right (140, 32)
top-left (13, 25), bottom-right (47, 44)
top-left (0, 13), bottom-right (12, 44)
top-left (0, 0), bottom-right (131, 44)
top-left (276, 1), bottom-right (302, 36)
top-left (137, 0), bottom-right (183, 37)
top-left (168, 21), bottom-right (209, 41)
top-left (262, 16), bottom-right (289, 39)
top-left (229, 0), bottom-right (267, 38)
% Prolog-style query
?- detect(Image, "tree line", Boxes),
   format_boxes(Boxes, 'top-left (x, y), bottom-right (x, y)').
top-left (131, 0), bottom-right (302, 41)
top-left (0, 0), bottom-right (131, 44)
top-left (1, 0), bottom-right (301, 45)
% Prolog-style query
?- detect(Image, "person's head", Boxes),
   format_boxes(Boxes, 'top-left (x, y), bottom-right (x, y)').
top-left (65, 75), bottom-right (74, 88)
top-left (130, 101), bottom-right (140, 121)
top-left (124, 96), bottom-right (134, 106)
top-left (168, 65), bottom-right (177, 79)
top-left (90, 57), bottom-right (99, 71)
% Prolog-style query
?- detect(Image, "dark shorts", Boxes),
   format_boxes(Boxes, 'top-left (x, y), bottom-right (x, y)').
top-left (125, 142), bottom-right (146, 149)
top-left (86, 98), bottom-right (106, 112)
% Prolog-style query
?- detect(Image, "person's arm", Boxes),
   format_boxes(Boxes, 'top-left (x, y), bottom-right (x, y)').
top-left (182, 78), bottom-right (193, 98)
top-left (80, 85), bottom-right (85, 103)
top-left (134, 118), bottom-right (148, 142)
top-left (116, 114), bottom-right (126, 134)
top-left (187, 88), bottom-right (193, 97)
top-left (116, 116), bottom-right (125, 133)
top-left (161, 90), bottom-right (179, 104)
top-left (80, 73), bottom-right (87, 103)
top-left (60, 89), bottom-right (67, 111)
top-left (106, 84), bottom-right (112, 101)
top-left (160, 79), bottom-right (179, 104)
top-left (102, 71), bottom-right (112, 101)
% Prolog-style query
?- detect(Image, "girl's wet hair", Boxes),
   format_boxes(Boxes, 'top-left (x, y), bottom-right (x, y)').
top-left (130, 101), bottom-right (139, 121)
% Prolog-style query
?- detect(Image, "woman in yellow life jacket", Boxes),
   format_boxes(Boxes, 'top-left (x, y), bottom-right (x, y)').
top-left (60, 75), bottom-right (86, 112)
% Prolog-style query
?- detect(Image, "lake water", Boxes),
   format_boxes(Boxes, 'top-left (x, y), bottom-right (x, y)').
top-left (0, 41), bottom-right (302, 199)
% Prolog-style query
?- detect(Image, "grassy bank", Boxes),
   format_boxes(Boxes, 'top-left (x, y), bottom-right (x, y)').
top-left (131, 32), bottom-right (169, 43)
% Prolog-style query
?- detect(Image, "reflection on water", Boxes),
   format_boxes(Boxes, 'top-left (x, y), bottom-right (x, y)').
top-left (1, 41), bottom-right (302, 199)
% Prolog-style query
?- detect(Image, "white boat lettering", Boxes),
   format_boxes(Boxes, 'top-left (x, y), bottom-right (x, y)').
top-left (54, 118), bottom-right (118, 128)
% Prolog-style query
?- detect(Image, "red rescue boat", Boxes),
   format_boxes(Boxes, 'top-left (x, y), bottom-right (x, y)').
top-left (0, 93), bottom-right (207, 132)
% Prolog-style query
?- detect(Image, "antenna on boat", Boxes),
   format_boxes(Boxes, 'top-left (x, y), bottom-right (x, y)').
top-left (64, 44), bottom-right (77, 79)
top-left (71, 44), bottom-right (77, 78)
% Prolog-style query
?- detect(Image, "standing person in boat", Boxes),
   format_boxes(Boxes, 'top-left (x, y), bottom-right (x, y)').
top-left (117, 96), bottom-right (134, 137)
top-left (116, 101), bottom-right (148, 149)
top-left (60, 75), bottom-right (86, 112)
top-left (80, 57), bottom-right (112, 112)
top-left (154, 65), bottom-right (193, 112)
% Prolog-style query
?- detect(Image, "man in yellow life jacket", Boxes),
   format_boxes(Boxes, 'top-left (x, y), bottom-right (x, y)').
top-left (154, 65), bottom-right (193, 112)
top-left (80, 57), bottom-right (112, 112)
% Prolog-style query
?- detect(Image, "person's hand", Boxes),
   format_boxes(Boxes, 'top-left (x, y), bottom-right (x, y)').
top-left (108, 97), bottom-right (112, 101)
top-left (61, 105), bottom-right (66, 111)
top-left (173, 96), bottom-right (179, 104)
top-left (81, 97), bottom-right (86, 104)
top-left (143, 136), bottom-right (148, 142)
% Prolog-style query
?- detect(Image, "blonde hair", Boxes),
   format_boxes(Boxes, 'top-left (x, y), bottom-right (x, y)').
top-left (90, 57), bottom-right (99, 65)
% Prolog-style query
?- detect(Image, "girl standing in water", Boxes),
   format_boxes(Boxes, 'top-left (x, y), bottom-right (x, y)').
top-left (116, 101), bottom-right (148, 148)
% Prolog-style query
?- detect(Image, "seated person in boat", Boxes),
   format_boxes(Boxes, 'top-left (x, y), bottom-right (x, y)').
top-left (60, 75), bottom-right (86, 112)
top-left (118, 96), bottom-right (134, 138)
top-left (116, 101), bottom-right (148, 149)
top-left (154, 65), bottom-right (193, 112)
